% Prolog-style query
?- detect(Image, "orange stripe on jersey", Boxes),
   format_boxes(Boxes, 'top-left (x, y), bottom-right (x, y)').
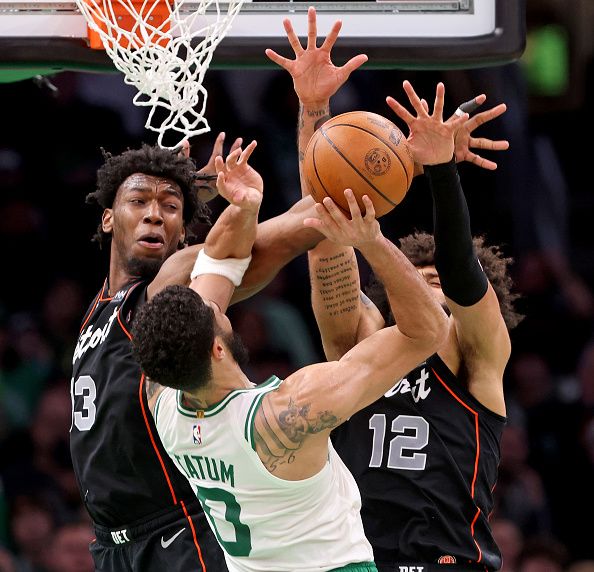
top-left (181, 500), bottom-right (207, 572)
top-left (138, 373), bottom-right (178, 505)
top-left (470, 507), bottom-right (483, 562)
top-left (431, 367), bottom-right (483, 563)
top-left (98, 279), bottom-right (113, 302)
top-left (116, 281), bottom-right (143, 340)
top-left (80, 279), bottom-right (107, 333)
top-left (117, 311), bottom-right (132, 340)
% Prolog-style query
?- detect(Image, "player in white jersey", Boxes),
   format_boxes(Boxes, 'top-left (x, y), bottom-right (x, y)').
top-left (129, 119), bottom-right (452, 570)
top-left (153, 376), bottom-right (371, 571)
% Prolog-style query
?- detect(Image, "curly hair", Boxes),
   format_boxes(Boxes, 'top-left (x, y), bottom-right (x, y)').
top-left (366, 231), bottom-right (524, 330)
top-left (86, 144), bottom-right (211, 246)
top-left (130, 285), bottom-right (216, 391)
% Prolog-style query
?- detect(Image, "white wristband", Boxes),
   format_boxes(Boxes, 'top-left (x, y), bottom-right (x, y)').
top-left (190, 249), bottom-right (252, 287)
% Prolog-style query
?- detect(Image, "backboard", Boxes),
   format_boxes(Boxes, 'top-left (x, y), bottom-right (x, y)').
top-left (0, 0), bottom-right (525, 81)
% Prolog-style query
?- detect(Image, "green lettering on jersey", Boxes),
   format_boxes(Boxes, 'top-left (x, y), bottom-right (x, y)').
top-left (183, 455), bottom-right (199, 479)
top-left (182, 454), bottom-right (234, 486)
top-left (220, 461), bottom-right (234, 487)
top-left (196, 486), bottom-right (251, 557)
top-left (192, 455), bottom-right (207, 479)
top-left (205, 457), bottom-right (219, 481)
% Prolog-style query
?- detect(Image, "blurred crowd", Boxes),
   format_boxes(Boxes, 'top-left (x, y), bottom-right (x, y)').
top-left (1, 2), bottom-right (594, 570)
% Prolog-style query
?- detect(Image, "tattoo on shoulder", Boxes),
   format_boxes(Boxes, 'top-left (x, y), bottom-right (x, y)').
top-left (254, 396), bottom-right (340, 473)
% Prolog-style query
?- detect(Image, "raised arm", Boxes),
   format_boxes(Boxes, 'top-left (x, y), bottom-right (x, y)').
top-left (450, 95), bottom-right (509, 170)
top-left (265, 5), bottom-right (368, 198)
top-left (410, 92), bottom-right (509, 178)
top-left (253, 192), bottom-right (448, 479)
top-left (146, 142), bottom-right (263, 411)
top-left (309, 79), bottom-right (469, 362)
top-left (266, 5), bottom-right (376, 357)
top-left (225, 7), bottom-right (369, 304)
top-left (148, 141), bottom-right (263, 310)
top-left (190, 141), bottom-right (263, 312)
top-left (389, 80), bottom-right (511, 415)
top-left (308, 240), bottom-right (370, 361)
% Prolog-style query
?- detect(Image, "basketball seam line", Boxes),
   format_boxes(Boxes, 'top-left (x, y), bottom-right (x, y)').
top-left (324, 122), bottom-right (412, 191)
top-left (319, 126), bottom-right (400, 207)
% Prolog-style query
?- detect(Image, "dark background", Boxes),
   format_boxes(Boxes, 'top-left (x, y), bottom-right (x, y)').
top-left (0, 1), bottom-right (593, 571)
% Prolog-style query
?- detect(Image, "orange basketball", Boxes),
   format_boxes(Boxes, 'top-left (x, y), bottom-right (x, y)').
top-left (303, 111), bottom-right (414, 218)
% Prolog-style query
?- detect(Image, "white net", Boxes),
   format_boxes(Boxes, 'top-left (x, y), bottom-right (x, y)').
top-left (75, 0), bottom-right (246, 149)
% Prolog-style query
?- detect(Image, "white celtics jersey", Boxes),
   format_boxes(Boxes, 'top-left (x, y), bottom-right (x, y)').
top-left (154, 375), bottom-right (374, 572)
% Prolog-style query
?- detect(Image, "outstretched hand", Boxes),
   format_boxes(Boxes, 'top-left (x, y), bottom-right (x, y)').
top-left (303, 190), bottom-right (380, 248)
top-left (190, 132), bottom-right (243, 202)
top-left (387, 81), bottom-right (468, 167)
top-left (449, 95), bottom-right (509, 170)
top-left (265, 6), bottom-right (368, 105)
top-left (215, 140), bottom-right (263, 214)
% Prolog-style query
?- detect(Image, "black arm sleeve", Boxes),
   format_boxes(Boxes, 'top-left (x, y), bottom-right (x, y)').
top-left (424, 159), bottom-right (488, 306)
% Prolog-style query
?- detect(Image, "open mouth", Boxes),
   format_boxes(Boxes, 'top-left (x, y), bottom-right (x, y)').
top-left (138, 234), bottom-right (165, 249)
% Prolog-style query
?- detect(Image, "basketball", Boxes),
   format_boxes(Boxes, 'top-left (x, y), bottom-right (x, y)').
top-left (303, 111), bottom-right (414, 218)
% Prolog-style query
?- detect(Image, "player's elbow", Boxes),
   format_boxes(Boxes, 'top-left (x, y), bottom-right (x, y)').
top-left (413, 307), bottom-right (449, 354)
top-left (429, 308), bottom-right (449, 349)
top-left (322, 333), bottom-right (358, 361)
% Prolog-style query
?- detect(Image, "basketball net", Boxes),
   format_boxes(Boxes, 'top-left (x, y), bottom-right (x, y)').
top-left (75, 0), bottom-right (246, 149)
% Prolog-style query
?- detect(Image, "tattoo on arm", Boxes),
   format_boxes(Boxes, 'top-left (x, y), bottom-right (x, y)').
top-left (312, 250), bottom-right (360, 317)
top-left (298, 103), bottom-right (330, 191)
top-left (254, 396), bottom-right (340, 473)
top-left (307, 107), bottom-right (331, 131)
top-left (146, 378), bottom-right (161, 399)
top-left (298, 104), bottom-right (330, 141)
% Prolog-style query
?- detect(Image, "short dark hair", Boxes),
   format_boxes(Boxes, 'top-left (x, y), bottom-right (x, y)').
top-left (366, 231), bottom-right (524, 330)
top-left (131, 285), bottom-right (216, 391)
top-left (86, 144), bottom-right (211, 246)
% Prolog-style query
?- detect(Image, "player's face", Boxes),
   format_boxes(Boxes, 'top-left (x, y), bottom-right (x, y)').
top-left (208, 302), bottom-right (249, 368)
top-left (209, 301), bottom-right (233, 336)
top-left (105, 173), bottom-right (185, 277)
top-left (417, 265), bottom-right (448, 311)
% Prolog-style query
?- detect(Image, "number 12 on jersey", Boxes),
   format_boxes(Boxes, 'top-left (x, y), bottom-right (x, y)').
top-left (368, 414), bottom-right (429, 470)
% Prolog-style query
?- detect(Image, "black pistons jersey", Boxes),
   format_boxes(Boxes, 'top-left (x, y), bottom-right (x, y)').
top-left (70, 279), bottom-right (200, 527)
top-left (331, 353), bottom-right (506, 570)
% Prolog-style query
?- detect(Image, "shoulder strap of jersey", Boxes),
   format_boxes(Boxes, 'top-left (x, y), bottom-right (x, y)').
top-left (427, 353), bottom-right (457, 385)
top-left (244, 376), bottom-right (284, 451)
top-left (79, 278), bottom-right (109, 333)
top-left (154, 386), bottom-right (175, 429)
top-left (428, 353), bottom-right (507, 422)
top-left (116, 280), bottom-right (149, 340)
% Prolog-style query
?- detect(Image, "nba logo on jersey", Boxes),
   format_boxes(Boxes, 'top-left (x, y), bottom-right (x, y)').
top-left (113, 289), bottom-right (125, 302)
top-left (192, 424), bottom-right (202, 445)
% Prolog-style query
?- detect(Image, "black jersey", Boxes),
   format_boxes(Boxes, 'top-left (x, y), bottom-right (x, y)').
top-left (70, 279), bottom-right (201, 527)
top-left (331, 353), bottom-right (506, 570)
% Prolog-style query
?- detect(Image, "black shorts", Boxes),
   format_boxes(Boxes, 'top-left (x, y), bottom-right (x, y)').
top-left (90, 501), bottom-right (227, 572)
top-left (376, 564), bottom-right (491, 572)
